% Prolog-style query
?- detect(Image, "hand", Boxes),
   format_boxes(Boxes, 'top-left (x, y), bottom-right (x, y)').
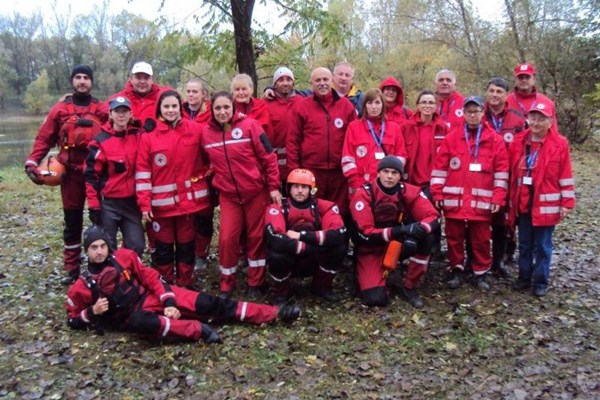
top-left (560, 207), bottom-right (571, 220)
top-left (491, 204), bottom-right (501, 214)
top-left (89, 208), bottom-right (101, 225)
top-left (393, 222), bottom-right (426, 240)
top-left (270, 190), bottom-right (282, 206)
top-left (263, 88), bottom-right (275, 100)
top-left (25, 165), bottom-right (44, 185)
top-left (92, 297), bottom-right (109, 315)
top-left (286, 230), bottom-right (301, 240)
top-left (164, 306), bottom-right (181, 320)
top-left (142, 211), bottom-right (153, 223)
top-left (434, 200), bottom-right (443, 209)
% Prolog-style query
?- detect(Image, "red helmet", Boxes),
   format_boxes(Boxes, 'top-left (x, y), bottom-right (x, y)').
top-left (287, 168), bottom-right (316, 188)
top-left (38, 156), bottom-right (66, 186)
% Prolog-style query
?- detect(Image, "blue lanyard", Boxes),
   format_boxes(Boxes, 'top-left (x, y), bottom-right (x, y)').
top-left (490, 114), bottom-right (503, 132)
top-left (367, 120), bottom-right (386, 148)
top-left (438, 99), bottom-right (455, 120)
top-left (516, 93), bottom-right (538, 114)
top-left (464, 124), bottom-right (482, 160)
top-left (527, 146), bottom-right (540, 170)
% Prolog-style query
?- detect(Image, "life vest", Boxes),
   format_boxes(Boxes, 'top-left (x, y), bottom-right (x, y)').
top-left (363, 182), bottom-right (405, 228)
top-left (60, 96), bottom-right (103, 150)
top-left (281, 197), bottom-right (322, 232)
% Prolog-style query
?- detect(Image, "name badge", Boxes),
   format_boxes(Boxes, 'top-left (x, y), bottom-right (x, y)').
top-left (469, 163), bottom-right (482, 172)
top-left (523, 176), bottom-right (533, 185)
top-left (375, 152), bottom-right (385, 160)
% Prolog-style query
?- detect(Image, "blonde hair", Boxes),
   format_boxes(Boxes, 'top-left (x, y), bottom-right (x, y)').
top-left (230, 73), bottom-right (254, 92)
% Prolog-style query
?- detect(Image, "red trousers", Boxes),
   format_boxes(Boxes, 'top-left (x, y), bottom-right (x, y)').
top-left (445, 218), bottom-right (491, 275)
top-left (152, 214), bottom-right (196, 287)
top-left (127, 286), bottom-right (280, 341)
top-left (218, 193), bottom-right (268, 292)
top-left (313, 168), bottom-right (349, 216)
top-left (61, 168), bottom-right (86, 273)
top-left (356, 247), bottom-right (430, 291)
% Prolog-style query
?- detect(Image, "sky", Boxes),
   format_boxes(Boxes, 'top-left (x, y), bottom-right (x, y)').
top-left (1, 0), bottom-right (505, 32)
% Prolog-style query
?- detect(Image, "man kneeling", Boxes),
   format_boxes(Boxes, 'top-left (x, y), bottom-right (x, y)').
top-left (351, 157), bottom-right (440, 308)
top-left (66, 225), bottom-right (300, 344)
top-left (265, 169), bottom-right (347, 304)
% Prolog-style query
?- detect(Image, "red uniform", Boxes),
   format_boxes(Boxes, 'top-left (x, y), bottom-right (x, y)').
top-left (265, 92), bottom-right (304, 182)
top-left (342, 117), bottom-right (406, 191)
top-left (110, 82), bottom-right (163, 122)
top-left (351, 181), bottom-right (439, 307)
top-left (85, 121), bottom-right (145, 255)
top-left (507, 128), bottom-right (575, 228)
top-left (182, 100), bottom-right (212, 125)
top-left (201, 114), bottom-right (280, 293)
top-left (136, 118), bottom-right (210, 286)
top-left (400, 112), bottom-right (448, 188)
top-left (437, 91), bottom-right (465, 130)
top-left (25, 95), bottom-right (108, 274)
top-left (431, 123), bottom-right (509, 274)
top-left (379, 76), bottom-right (413, 126)
top-left (287, 91), bottom-right (356, 215)
top-left (66, 248), bottom-right (282, 341)
top-left (506, 87), bottom-right (556, 128)
top-left (235, 98), bottom-right (273, 141)
top-left (265, 197), bottom-right (347, 298)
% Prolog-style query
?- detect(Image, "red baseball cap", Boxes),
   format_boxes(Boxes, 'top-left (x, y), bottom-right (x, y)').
top-left (514, 63), bottom-right (536, 76)
top-left (529, 99), bottom-right (554, 118)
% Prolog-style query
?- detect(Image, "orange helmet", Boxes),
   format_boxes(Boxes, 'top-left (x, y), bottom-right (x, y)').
top-left (38, 156), bottom-right (66, 186)
top-left (287, 168), bottom-right (316, 188)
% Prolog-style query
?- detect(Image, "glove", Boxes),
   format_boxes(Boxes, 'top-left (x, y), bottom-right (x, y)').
top-left (200, 323), bottom-right (222, 344)
top-left (392, 222), bottom-right (426, 240)
top-left (89, 209), bottom-right (102, 225)
top-left (25, 165), bottom-right (44, 185)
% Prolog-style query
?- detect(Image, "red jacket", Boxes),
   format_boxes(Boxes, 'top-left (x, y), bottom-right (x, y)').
top-left (235, 97), bottom-right (273, 141)
top-left (182, 100), bottom-right (211, 125)
top-left (482, 103), bottom-right (527, 147)
top-left (507, 128), bottom-right (575, 227)
top-left (85, 121), bottom-right (144, 209)
top-left (200, 114), bottom-right (279, 202)
top-left (265, 92), bottom-right (304, 180)
top-left (25, 95), bottom-right (108, 171)
top-left (400, 112), bottom-right (449, 187)
top-left (436, 91), bottom-right (465, 130)
top-left (110, 82), bottom-right (163, 122)
top-left (351, 180), bottom-right (439, 246)
top-left (66, 248), bottom-right (175, 328)
top-left (379, 76), bottom-right (413, 126)
top-left (287, 91), bottom-right (356, 171)
top-left (342, 117), bottom-right (406, 189)
top-left (136, 118), bottom-right (209, 217)
top-left (431, 123), bottom-right (509, 221)
top-left (506, 87), bottom-right (557, 130)
top-left (265, 197), bottom-right (345, 255)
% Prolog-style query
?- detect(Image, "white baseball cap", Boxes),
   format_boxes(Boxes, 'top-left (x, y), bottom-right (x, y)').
top-left (273, 67), bottom-right (294, 85)
top-left (131, 62), bottom-right (153, 76)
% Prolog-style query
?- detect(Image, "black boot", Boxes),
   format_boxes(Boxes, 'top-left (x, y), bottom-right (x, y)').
top-left (447, 269), bottom-right (462, 289)
top-left (402, 287), bottom-right (424, 308)
top-left (200, 323), bottom-right (222, 344)
top-left (278, 304), bottom-right (301, 322)
top-left (476, 274), bottom-right (491, 291)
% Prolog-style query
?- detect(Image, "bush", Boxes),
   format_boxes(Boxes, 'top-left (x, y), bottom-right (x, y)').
top-left (23, 70), bottom-right (53, 115)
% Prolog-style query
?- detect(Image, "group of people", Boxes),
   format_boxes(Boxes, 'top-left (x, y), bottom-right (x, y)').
top-left (25, 59), bottom-right (575, 343)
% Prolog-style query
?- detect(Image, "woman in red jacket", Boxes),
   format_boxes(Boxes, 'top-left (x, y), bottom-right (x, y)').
top-left (85, 96), bottom-right (145, 256)
top-left (201, 91), bottom-right (281, 299)
top-left (231, 73), bottom-right (273, 139)
top-left (135, 90), bottom-right (210, 287)
top-left (342, 88), bottom-right (406, 196)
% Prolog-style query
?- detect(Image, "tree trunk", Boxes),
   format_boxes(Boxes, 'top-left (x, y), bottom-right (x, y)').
top-left (230, 0), bottom-right (258, 95)
top-left (504, 0), bottom-right (526, 62)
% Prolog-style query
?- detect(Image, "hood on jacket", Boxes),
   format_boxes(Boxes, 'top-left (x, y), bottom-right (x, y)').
top-left (379, 76), bottom-right (406, 108)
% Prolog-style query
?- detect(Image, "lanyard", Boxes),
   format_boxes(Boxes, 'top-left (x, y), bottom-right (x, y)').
top-left (367, 120), bottom-right (386, 148)
top-left (464, 124), bottom-right (482, 160)
top-left (516, 93), bottom-right (538, 114)
top-left (438, 99), bottom-right (455, 121)
top-left (490, 113), bottom-right (503, 132)
top-left (525, 143), bottom-right (540, 171)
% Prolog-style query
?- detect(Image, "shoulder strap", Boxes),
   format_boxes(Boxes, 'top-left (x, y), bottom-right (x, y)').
top-left (309, 198), bottom-right (322, 230)
top-left (80, 270), bottom-right (100, 303)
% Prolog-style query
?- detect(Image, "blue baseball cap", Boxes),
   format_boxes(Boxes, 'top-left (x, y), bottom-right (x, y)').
top-left (109, 96), bottom-right (131, 110)
top-left (463, 96), bottom-right (484, 108)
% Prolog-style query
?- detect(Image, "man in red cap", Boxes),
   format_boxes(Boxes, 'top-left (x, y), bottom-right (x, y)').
top-left (506, 99), bottom-right (575, 297)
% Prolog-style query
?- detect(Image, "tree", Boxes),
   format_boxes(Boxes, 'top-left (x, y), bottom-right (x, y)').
top-left (23, 69), bottom-right (52, 114)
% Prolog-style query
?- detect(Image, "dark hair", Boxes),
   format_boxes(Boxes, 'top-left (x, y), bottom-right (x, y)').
top-left (156, 90), bottom-right (183, 119)
top-left (361, 88), bottom-right (386, 120)
top-left (486, 77), bottom-right (509, 91)
top-left (415, 89), bottom-right (437, 106)
top-left (210, 91), bottom-right (235, 125)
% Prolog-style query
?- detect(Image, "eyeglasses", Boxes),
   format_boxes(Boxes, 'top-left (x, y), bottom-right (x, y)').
top-left (418, 101), bottom-right (436, 105)
top-left (464, 109), bottom-right (482, 115)
top-left (527, 114), bottom-right (550, 123)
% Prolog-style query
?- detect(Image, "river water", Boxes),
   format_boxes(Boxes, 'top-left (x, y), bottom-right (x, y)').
top-left (0, 118), bottom-right (45, 169)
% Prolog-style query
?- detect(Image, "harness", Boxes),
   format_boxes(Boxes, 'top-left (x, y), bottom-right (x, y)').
top-left (281, 197), bottom-right (322, 231)
top-left (60, 96), bottom-right (103, 150)
top-left (363, 182), bottom-right (405, 227)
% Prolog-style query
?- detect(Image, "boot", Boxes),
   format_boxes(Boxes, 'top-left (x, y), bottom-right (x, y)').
top-left (278, 304), bottom-right (301, 322)
top-left (402, 287), bottom-right (424, 309)
top-left (200, 323), bottom-right (222, 344)
top-left (447, 269), bottom-right (462, 289)
top-left (492, 260), bottom-right (509, 278)
top-left (476, 274), bottom-right (491, 291)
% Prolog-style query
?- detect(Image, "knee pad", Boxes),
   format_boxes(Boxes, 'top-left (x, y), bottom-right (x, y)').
top-left (361, 286), bottom-right (389, 307)
top-left (415, 233), bottom-right (436, 256)
top-left (63, 209), bottom-right (84, 242)
top-left (154, 240), bottom-right (174, 266)
top-left (125, 311), bottom-right (161, 335)
top-left (195, 213), bottom-right (214, 236)
top-left (195, 293), bottom-right (237, 319)
top-left (175, 241), bottom-right (195, 265)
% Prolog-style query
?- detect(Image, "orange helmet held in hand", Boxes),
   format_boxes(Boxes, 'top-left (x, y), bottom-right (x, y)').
top-left (38, 156), bottom-right (66, 186)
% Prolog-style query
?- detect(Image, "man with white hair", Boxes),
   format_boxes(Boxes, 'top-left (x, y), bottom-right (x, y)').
top-left (434, 69), bottom-right (465, 130)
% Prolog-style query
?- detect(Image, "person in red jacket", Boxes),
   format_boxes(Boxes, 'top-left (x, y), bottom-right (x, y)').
top-left (287, 67), bottom-right (357, 218)
top-left (379, 76), bottom-right (413, 126)
top-left (66, 225), bottom-right (300, 344)
top-left (401, 90), bottom-right (449, 192)
top-left (265, 168), bottom-right (347, 304)
top-left (342, 88), bottom-right (407, 196)
top-left (431, 96), bottom-right (509, 291)
top-left (182, 78), bottom-right (214, 272)
top-left (482, 77), bottom-right (528, 276)
top-left (109, 62), bottom-right (163, 123)
top-left (136, 90), bottom-right (210, 288)
top-left (85, 96), bottom-right (145, 256)
top-left (264, 67), bottom-right (304, 189)
top-left (231, 73), bottom-right (273, 139)
top-left (25, 64), bottom-right (108, 284)
top-left (200, 91), bottom-right (281, 299)
top-left (435, 69), bottom-right (465, 130)
top-left (351, 157), bottom-right (440, 308)
top-left (507, 100), bottom-right (575, 297)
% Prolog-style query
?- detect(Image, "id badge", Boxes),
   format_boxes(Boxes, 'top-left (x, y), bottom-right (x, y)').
top-left (469, 163), bottom-right (482, 172)
top-left (523, 176), bottom-right (533, 185)
top-left (375, 152), bottom-right (385, 160)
